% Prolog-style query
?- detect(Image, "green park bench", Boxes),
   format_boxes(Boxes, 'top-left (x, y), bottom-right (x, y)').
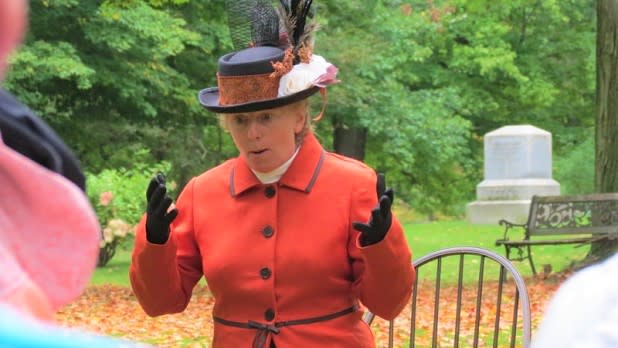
top-left (495, 193), bottom-right (618, 275)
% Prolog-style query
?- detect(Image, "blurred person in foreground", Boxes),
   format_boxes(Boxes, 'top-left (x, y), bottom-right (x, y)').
top-left (0, 1), bottom-right (147, 346)
top-left (129, 0), bottom-right (416, 347)
top-left (531, 252), bottom-right (618, 348)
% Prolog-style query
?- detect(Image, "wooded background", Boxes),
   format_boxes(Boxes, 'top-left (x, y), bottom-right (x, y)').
top-left (5, 0), bottom-right (614, 218)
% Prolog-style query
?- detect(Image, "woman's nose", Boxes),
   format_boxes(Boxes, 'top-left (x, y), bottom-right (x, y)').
top-left (247, 120), bottom-right (262, 140)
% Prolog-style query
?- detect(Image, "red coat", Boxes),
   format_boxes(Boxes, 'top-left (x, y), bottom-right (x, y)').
top-left (130, 132), bottom-right (415, 347)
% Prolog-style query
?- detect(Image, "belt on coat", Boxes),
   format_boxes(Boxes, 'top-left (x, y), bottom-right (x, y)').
top-left (213, 305), bottom-right (358, 348)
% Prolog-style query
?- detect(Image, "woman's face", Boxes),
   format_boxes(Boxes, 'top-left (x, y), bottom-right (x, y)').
top-left (226, 103), bottom-right (306, 173)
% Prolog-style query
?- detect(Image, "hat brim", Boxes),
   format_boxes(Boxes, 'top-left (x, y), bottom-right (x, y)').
top-left (198, 86), bottom-right (320, 114)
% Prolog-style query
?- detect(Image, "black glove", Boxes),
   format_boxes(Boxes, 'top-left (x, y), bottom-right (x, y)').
top-left (145, 172), bottom-right (178, 244)
top-left (353, 173), bottom-right (394, 247)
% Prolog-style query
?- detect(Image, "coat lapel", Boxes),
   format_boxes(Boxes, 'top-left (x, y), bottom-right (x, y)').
top-left (279, 132), bottom-right (325, 193)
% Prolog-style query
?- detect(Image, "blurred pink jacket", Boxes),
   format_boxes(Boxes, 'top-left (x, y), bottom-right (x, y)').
top-left (0, 136), bottom-right (100, 320)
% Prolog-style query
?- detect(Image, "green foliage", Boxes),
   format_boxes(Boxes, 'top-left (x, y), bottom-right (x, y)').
top-left (92, 2), bottom-right (198, 57)
top-left (4, 0), bottom-right (598, 218)
top-left (87, 156), bottom-right (174, 266)
top-left (319, 0), bottom-right (481, 215)
top-left (7, 1), bottom-right (203, 120)
top-left (5, 0), bottom-right (234, 188)
top-left (7, 41), bottom-right (95, 89)
top-left (315, 0), bottom-right (595, 215)
top-left (554, 130), bottom-right (595, 195)
top-left (86, 157), bottom-right (173, 267)
top-left (86, 158), bottom-right (173, 226)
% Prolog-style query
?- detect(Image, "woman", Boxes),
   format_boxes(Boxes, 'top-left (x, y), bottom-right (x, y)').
top-left (130, 1), bottom-right (415, 347)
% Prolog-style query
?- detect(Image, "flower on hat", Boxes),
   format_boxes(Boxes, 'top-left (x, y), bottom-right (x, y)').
top-left (277, 54), bottom-right (339, 97)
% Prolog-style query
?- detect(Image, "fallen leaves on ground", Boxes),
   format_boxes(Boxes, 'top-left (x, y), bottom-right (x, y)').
top-left (368, 275), bottom-right (566, 347)
top-left (55, 274), bottom-right (567, 348)
top-left (56, 285), bottom-right (214, 347)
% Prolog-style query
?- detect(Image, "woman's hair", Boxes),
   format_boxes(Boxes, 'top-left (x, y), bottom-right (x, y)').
top-left (218, 98), bottom-right (314, 146)
top-left (292, 99), bottom-right (312, 145)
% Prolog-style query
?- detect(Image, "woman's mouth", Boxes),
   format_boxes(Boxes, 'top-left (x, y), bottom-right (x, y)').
top-left (250, 149), bottom-right (268, 155)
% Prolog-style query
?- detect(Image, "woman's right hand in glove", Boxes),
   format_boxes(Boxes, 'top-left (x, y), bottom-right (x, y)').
top-left (145, 173), bottom-right (178, 244)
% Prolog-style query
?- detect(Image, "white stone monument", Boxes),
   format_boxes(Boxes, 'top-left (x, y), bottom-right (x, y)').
top-left (467, 125), bottom-right (560, 224)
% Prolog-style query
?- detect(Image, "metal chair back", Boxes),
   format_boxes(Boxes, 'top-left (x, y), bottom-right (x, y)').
top-left (363, 247), bottom-right (531, 348)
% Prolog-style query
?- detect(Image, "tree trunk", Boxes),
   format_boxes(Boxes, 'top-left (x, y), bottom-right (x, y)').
top-left (591, 0), bottom-right (618, 259)
top-left (333, 126), bottom-right (367, 161)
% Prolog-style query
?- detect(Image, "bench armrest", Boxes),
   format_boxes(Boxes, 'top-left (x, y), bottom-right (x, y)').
top-left (498, 219), bottom-right (528, 240)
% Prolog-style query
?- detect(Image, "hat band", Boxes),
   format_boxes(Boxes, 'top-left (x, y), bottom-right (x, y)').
top-left (218, 73), bottom-right (280, 106)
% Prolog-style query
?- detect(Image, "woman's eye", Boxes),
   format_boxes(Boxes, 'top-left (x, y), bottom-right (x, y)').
top-left (234, 116), bottom-right (247, 125)
top-left (260, 113), bottom-right (272, 122)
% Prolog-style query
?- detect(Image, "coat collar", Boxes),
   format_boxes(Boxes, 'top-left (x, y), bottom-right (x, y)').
top-left (229, 132), bottom-right (325, 197)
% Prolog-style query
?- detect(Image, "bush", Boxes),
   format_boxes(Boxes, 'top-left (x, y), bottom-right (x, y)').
top-left (86, 159), bottom-right (173, 267)
top-left (554, 134), bottom-right (595, 195)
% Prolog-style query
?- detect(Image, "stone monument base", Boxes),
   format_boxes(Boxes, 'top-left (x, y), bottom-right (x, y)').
top-left (467, 178), bottom-right (560, 225)
top-left (476, 178), bottom-right (561, 201)
top-left (466, 200), bottom-right (532, 225)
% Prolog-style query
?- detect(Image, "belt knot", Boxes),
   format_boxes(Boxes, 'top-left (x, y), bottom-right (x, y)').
top-left (248, 320), bottom-right (281, 334)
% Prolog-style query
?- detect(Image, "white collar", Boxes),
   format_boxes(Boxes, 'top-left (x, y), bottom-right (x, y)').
top-left (252, 146), bottom-right (301, 184)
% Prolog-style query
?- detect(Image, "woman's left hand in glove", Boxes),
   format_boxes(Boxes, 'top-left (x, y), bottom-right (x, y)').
top-left (353, 173), bottom-right (394, 246)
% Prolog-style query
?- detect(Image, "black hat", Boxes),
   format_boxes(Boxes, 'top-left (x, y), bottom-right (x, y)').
top-left (0, 89), bottom-right (85, 191)
top-left (198, 0), bottom-right (338, 114)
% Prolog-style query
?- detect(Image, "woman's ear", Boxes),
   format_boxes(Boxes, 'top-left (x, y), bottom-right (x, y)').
top-left (294, 109), bottom-right (306, 134)
top-left (292, 100), bottom-right (308, 134)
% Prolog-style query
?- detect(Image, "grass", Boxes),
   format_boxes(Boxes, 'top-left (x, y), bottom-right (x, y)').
top-left (91, 247), bottom-right (132, 286)
top-left (92, 220), bottom-right (590, 286)
top-left (405, 220), bottom-right (590, 281)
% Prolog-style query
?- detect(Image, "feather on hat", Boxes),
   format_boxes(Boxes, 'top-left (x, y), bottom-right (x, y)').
top-left (199, 0), bottom-right (338, 113)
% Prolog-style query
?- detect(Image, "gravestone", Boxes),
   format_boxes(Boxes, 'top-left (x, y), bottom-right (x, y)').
top-left (467, 125), bottom-right (560, 224)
